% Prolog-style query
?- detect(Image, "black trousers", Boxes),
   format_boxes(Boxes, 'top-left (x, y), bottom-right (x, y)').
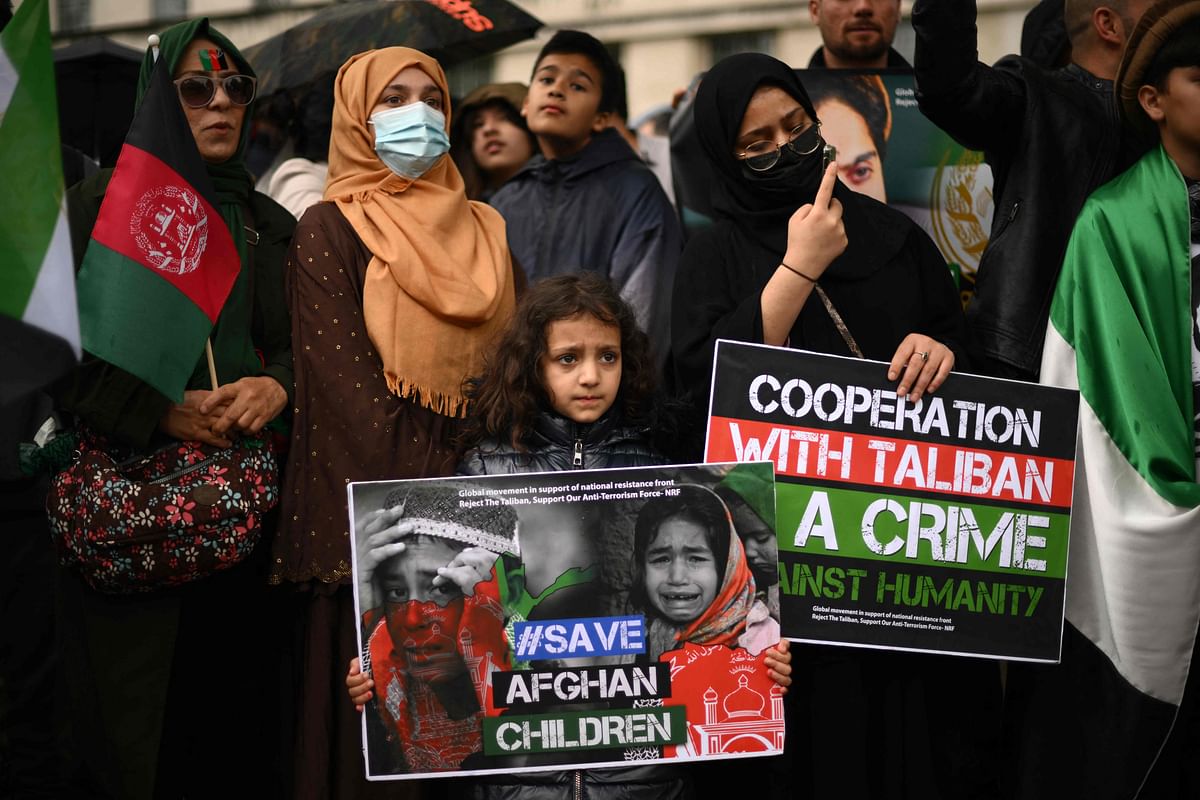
top-left (0, 478), bottom-right (67, 799)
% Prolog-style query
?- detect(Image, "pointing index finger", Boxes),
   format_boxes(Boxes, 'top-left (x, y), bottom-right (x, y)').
top-left (814, 161), bottom-right (838, 209)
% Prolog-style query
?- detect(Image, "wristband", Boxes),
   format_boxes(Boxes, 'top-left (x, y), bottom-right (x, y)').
top-left (780, 260), bottom-right (818, 283)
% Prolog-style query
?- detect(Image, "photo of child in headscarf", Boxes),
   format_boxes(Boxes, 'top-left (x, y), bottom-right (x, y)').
top-left (716, 469), bottom-right (781, 620)
top-left (629, 484), bottom-right (780, 661)
top-left (354, 483), bottom-right (517, 774)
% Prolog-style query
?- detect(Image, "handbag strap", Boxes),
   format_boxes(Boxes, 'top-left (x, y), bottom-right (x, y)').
top-left (813, 284), bottom-right (865, 359)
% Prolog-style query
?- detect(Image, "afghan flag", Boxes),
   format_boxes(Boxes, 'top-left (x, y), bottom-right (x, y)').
top-left (1009, 145), bottom-right (1200, 798)
top-left (0, 0), bottom-right (79, 405)
top-left (75, 50), bottom-right (239, 402)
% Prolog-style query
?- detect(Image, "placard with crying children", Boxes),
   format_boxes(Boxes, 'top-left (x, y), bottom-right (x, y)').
top-left (348, 461), bottom-right (786, 780)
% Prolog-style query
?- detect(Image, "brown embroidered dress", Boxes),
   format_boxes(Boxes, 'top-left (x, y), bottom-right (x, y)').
top-left (272, 201), bottom-right (463, 586)
top-left (273, 201), bottom-right (468, 800)
top-left (278, 47), bottom-right (517, 800)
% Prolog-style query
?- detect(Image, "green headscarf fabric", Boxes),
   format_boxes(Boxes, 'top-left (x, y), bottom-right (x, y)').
top-left (136, 17), bottom-right (260, 389)
top-left (717, 466), bottom-right (776, 529)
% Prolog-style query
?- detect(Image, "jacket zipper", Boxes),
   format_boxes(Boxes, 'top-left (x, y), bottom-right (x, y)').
top-left (569, 427), bottom-right (584, 799)
top-left (1000, 200), bottom-right (1019, 235)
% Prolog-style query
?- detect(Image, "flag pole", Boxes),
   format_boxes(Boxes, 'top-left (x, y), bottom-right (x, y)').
top-left (205, 339), bottom-right (218, 391)
top-left (148, 34), bottom-right (159, 62)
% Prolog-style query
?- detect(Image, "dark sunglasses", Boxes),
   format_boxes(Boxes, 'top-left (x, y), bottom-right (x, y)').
top-left (173, 74), bottom-right (257, 109)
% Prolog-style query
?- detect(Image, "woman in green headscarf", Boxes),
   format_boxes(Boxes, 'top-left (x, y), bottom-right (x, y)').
top-left (59, 17), bottom-right (294, 446)
top-left (52, 18), bottom-right (294, 799)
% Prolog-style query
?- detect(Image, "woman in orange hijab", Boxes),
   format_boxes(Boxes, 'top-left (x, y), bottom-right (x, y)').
top-left (273, 47), bottom-right (517, 798)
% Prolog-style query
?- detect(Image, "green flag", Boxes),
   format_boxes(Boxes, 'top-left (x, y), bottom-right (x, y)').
top-left (0, 0), bottom-right (80, 403)
top-left (1038, 144), bottom-right (1200, 794)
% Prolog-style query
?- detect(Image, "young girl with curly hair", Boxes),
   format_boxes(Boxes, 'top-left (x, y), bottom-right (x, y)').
top-left (457, 272), bottom-right (664, 474)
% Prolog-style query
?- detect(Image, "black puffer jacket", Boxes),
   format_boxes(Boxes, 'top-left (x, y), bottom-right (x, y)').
top-left (458, 409), bottom-right (689, 800)
top-left (912, 0), bottom-right (1145, 380)
top-left (458, 410), bottom-right (664, 475)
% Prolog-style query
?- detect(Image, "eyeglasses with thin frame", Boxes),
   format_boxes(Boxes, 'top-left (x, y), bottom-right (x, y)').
top-left (173, 74), bottom-right (257, 109)
top-left (736, 122), bottom-right (823, 172)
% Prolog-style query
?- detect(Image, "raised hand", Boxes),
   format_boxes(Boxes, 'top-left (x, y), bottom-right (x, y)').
top-left (782, 162), bottom-right (848, 283)
top-left (356, 507), bottom-right (414, 613)
top-left (431, 547), bottom-right (500, 596)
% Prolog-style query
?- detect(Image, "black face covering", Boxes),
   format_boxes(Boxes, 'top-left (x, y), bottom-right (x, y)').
top-left (740, 136), bottom-right (828, 196)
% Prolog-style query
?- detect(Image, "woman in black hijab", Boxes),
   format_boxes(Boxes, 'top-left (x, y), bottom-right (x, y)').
top-left (671, 52), bottom-right (966, 439)
top-left (671, 53), bottom-right (998, 799)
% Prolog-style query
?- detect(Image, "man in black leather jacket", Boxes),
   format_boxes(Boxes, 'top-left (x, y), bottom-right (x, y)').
top-left (912, 0), bottom-right (1154, 380)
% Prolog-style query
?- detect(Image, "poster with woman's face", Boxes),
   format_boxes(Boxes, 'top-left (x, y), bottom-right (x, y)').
top-left (797, 69), bottom-right (995, 304)
top-left (348, 462), bottom-right (782, 780)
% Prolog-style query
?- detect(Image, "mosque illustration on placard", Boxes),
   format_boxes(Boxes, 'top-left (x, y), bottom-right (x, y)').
top-left (691, 669), bottom-right (786, 754)
top-left (661, 643), bottom-right (787, 758)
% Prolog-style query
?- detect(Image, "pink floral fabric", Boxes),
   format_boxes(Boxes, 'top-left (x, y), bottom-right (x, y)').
top-left (47, 430), bottom-right (278, 593)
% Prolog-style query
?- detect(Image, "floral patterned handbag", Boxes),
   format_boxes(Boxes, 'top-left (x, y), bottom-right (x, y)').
top-left (46, 428), bottom-right (279, 593)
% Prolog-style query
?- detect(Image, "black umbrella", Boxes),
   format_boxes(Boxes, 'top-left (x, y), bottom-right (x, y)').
top-left (243, 0), bottom-right (542, 97)
top-left (54, 37), bottom-right (142, 168)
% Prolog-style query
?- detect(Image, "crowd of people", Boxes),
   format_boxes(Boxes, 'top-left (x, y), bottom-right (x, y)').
top-left (3, 0), bottom-right (1200, 798)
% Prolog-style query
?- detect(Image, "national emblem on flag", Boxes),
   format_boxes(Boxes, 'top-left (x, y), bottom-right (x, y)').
top-left (75, 49), bottom-right (240, 402)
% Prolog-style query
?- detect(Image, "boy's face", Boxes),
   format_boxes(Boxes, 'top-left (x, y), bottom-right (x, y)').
top-left (379, 538), bottom-right (467, 685)
top-left (1140, 67), bottom-right (1200, 176)
top-left (523, 52), bottom-right (608, 148)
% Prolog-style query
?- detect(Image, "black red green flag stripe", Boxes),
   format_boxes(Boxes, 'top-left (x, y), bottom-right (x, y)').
top-left (75, 55), bottom-right (239, 402)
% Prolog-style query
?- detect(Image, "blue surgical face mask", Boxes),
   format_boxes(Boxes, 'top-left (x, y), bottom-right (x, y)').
top-left (369, 101), bottom-right (450, 180)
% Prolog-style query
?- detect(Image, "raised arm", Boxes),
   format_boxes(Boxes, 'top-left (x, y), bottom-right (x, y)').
top-left (911, 0), bottom-right (1029, 156)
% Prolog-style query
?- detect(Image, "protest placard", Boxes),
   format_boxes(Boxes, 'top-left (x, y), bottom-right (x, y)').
top-left (348, 462), bottom-right (784, 779)
top-left (705, 340), bottom-right (1078, 662)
